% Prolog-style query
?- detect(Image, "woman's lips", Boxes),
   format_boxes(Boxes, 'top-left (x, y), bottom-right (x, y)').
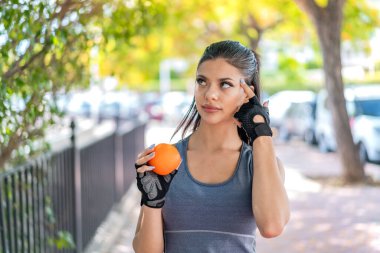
top-left (202, 105), bottom-right (221, 113)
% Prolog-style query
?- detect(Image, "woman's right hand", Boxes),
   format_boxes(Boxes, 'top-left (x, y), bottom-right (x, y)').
top-left (135, 144), bottom-right (178, 208)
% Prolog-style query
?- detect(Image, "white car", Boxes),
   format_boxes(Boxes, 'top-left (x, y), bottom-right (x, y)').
top-left (268, 90), bottom-right (316, 139)
top-left (315, 85), bottom-right (380, 163)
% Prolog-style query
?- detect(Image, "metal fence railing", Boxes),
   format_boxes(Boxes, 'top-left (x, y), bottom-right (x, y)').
top-left (0, 119), bottom-right (146, 253)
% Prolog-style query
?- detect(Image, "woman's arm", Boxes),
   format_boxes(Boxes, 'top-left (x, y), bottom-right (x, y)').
top-left (133, 206), bottom-right (164, 253)
top-left (133, 143), bottom-right (179, 252)
top-left (251, 136), bottom-right (290, 238)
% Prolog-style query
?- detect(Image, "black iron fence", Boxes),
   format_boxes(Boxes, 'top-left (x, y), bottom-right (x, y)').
top-left (0, 119), bottom-right (146, 253)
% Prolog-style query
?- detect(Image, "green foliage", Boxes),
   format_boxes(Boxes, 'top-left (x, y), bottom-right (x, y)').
top-left (48, 231), bottom-right (76, 250)
top-left (343, 0), bottom-right (380, 42)
top-left (0, 0), bottom-right (167, 170)
top-left (97, 0), bottom-right (169, 87)
top-left (304, 57), bottom-right (323, 69)
top-left (44, 195), bottom-right (76, 250)
top-left (277, 54), bottom-right (306, 85)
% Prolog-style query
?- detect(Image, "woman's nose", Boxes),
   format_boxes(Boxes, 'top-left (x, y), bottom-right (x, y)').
top-left (205, 84), bottom-right (219, 101)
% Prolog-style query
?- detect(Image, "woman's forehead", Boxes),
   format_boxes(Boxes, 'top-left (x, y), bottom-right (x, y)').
top-left (197, 58), bottom-right (243, 78)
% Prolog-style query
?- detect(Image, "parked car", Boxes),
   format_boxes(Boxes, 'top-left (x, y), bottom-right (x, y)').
top-left (315, 85), bottom-right (380, 163)
top-left (98, 91), bottom-right (144, 121)
top-left (141, 92), bottom-right (164, 121)
top-left (268, 90), bottom-right (316, 140)
top-left (161, 91), bottom-right (192, 124)
top-left (281, 97), bottom-right (317, 144)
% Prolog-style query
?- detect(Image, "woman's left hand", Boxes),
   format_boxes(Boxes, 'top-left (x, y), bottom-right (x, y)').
top-left (233, 79), bottom-right (272, 145)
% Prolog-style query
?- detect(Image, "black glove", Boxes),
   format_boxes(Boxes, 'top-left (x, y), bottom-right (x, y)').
top-left (234, 96), bottom-right (272, 145)
top-left (135, 163), bottom-right (177, 208)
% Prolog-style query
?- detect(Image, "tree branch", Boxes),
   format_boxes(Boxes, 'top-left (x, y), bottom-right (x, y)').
top-left (3, 43), bottom-right (50, 81)
top-left (0, 93), bottom-right (42, 170)
top-left (247, 13), bottom-right (262, 33)
top-left (294, 0), bottom-right (322, 25)
top-left (0, 132), bottom-right (24, 170)
top-left (2, 0), bottom-right (83, 82)
top-left (263, 18), bottom-right (284, 31)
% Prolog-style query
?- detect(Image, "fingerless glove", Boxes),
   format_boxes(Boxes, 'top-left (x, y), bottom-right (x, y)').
top-left (135, 164), bottom-right (177, 208)
top-left (234, 96), bottom-right (272, 145)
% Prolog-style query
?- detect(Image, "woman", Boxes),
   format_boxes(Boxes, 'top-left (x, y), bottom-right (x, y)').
top-left (133, 40), bottom-right (290, 253)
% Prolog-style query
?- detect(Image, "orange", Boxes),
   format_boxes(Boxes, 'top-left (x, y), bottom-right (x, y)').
top-left (148, 143), bottom-right (182, 175)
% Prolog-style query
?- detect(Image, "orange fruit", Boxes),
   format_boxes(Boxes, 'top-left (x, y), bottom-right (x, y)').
top-left (148, 143), bottom-right (182, 175)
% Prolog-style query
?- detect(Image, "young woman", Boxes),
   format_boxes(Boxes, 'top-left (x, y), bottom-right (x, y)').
top-left (133, 40), bottom-right (290, 253)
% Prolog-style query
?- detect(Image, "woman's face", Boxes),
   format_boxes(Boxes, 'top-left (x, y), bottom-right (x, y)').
top-left (195, 58), bottom-right (247, 125)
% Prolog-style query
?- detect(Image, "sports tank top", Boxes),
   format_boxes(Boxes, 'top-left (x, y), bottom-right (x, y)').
top-left (162, 135), bottom-right (257, 253)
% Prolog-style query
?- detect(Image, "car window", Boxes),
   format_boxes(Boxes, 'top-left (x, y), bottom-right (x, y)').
top-left (355, 99), bottom-right (380, 117)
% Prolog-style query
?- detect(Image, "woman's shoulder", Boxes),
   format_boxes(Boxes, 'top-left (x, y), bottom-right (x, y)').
top-left (172, 135), bottom-right (190, 152)
top-left (241, 141), bottom-right (253, 160)
top-left (239, 141), bottom-right (253, 176)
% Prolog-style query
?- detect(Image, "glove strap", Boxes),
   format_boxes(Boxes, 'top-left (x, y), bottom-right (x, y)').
top-left (254, 123), bottom-right (273, 138)
top-left (141, 197), bottom-right (165, 208)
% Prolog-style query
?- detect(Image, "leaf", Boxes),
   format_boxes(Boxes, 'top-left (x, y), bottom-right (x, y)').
top-left (315, 0), bottom-right (329, 8)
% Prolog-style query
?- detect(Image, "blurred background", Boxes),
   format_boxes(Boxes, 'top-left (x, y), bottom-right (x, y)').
top-left (1, 0), bottom-right (380, 253)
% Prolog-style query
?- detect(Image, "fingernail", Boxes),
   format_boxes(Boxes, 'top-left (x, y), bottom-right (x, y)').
top-left (147, 166), bottom-right (155, 170)
top-left (148, 144), bottom-right (155, 149)
top-left (149, 152), bottom-right (155, 156)
top-left (240, 78), bottom-right (244, 84)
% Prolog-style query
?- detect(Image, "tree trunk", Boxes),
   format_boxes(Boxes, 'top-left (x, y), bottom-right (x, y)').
top-left (295, 0), bottom-right (365, 182)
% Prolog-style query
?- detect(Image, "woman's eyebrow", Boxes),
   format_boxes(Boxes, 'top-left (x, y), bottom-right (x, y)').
top-left (196, 75), bottom-right (235, 82)
top-left (219, 77), bottom-right (234, 81)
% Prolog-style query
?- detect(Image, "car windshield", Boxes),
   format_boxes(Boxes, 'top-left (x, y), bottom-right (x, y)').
top-left (355, 99), bottom-right (380, 117)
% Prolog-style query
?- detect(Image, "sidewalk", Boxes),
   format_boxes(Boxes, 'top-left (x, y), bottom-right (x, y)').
top-left (84, 122), bottom-right (380, 253)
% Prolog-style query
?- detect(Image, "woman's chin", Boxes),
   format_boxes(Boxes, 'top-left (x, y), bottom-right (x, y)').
top-left (200, 115), bottom-right (233, 126)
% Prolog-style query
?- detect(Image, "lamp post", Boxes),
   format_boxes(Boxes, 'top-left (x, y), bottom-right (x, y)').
top-left (159, 58), bottom-right (188, 94)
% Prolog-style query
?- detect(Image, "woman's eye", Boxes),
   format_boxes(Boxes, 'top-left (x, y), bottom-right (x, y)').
top-left (221, 82), bottom-right (233, 89)
top-left (196, 78), bottom-right (206, 86)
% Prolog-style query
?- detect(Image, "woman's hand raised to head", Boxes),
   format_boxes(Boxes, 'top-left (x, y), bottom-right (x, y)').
top-left (135, 144), bottom-right (178, 209)
top-left (233, 79), bottom-right (272, 145)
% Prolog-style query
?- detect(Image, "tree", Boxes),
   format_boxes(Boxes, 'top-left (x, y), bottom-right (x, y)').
top-left (96, 0), bottom-right (226, 88)
top-left (293, 0), bottom-right (378, 182)
top-left (0, 0), bottom-right (168, 170)
top-left (95, 0), bottom-right (378, 93)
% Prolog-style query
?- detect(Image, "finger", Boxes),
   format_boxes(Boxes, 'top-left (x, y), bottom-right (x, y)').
top-left (253, 114), bottom-right (265, 123)
top-left (136, 164), bottom-right (155, 174)
top-left (137, 144), bottom-right (155, 159)
top-left (136, 151), bottom-right (155, 166)
top-left (240, 79), bottom-right (255, 98)
top-left (263, 100), bottom-right (269, 107)
top-left (248, 85), bottom-right (255, 92)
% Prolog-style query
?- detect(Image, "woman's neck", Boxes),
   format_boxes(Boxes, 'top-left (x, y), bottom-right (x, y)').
top-left (189, 119), bottom-right (242, 152)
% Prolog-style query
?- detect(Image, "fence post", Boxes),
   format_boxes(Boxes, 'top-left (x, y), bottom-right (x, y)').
top-left (71, 119), bottom-right (82, 253)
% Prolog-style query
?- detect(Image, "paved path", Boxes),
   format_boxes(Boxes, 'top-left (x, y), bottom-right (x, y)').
top-left (85, 122), bottom-right (380, 253)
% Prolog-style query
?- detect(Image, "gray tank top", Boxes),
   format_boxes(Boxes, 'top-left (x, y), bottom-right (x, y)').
top-left (162, 134), bottom-right (257, 253)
